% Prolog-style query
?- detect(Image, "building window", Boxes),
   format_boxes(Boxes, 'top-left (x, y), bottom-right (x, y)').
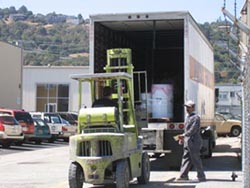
top-left (36, 84), bottom-right (69, 112)
top-left (219, 91), bottom-right (228, 101)
top-left (230, 91), bottom-right (235, 98)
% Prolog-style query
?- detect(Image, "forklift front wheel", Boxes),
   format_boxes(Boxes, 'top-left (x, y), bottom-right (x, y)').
top-left (68, 162), bottom-right (84, 188)
top-left (116, 160), bottom-right (129, 188)
top-left (137, 152), bottom-right (150, 184)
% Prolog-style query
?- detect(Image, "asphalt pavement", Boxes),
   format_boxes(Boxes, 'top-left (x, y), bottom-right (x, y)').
top-left (0, 137), bottom-right (242, 188)
top-left (162, 136), bottom-right (243, 188)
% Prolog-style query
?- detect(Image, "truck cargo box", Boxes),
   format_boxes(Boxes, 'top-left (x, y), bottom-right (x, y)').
top-left (89, 11), bottom-right (214, 122)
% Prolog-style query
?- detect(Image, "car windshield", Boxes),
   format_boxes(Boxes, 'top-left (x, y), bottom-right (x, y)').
top-left (34, 119), bottom-right (47, 126)
top-left (0, 116), bottom-right (19, 125)
top-left (50, 115), bottom-right (61, 123)
top-left (14, 112), bottom-right (34, 123)
top-left (218, 112), bottom-right (234, 120)
top-left (215, 114), bottom-right (226, 121)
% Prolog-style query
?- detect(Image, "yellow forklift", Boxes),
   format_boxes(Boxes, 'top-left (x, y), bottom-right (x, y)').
top-left (68, 49), bottom-right (150, 188)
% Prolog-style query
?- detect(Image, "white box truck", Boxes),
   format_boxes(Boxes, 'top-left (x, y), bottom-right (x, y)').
top-left (89, 11), bottom-right (216, 168)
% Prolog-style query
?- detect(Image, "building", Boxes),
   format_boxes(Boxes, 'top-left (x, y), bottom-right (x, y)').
top-left (0, 41), bottom-right (22, 109)
top-left (9, 14), bottom-right (26, 22)
top-left (215, 84), bottom-right (242, 116)
top-left (22, 66), bottom-right (91, 112)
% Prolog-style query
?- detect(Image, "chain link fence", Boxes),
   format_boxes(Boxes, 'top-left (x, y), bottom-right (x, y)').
top-left (242, 54), bottom-right (250, 187)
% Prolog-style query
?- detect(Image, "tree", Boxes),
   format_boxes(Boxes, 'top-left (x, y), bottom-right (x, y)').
top-left (18, 5), bottom-right (28, 14)
top-left (9, 6), bottom-right (17, 14)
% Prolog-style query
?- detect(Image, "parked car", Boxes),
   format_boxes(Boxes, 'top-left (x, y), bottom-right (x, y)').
top-left (217, 111), bottom-right (241, 121)
top-left (60, 118), bottom-right (77, 141)
top-left (0, 108), bottom-right (35, 145)
top-left (0, 114), bottom-right (24, 148)
top-left (56, 112), bottom-right (78, 125)
top-left (30, 112), bottom-right (76, 142)
top-left (214, 113), bottom-right (241, 137)
top-left (31, 118), bottom-right (52, 144)
top-left (30, 112), bottom-right (63, 143)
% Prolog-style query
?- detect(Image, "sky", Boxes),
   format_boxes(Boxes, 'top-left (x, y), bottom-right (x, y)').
top-left (1, 0), bottom-right (246, 23)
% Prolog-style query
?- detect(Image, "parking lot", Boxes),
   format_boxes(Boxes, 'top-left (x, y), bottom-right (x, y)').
top-left (0, 136), bottom-right (242, 188)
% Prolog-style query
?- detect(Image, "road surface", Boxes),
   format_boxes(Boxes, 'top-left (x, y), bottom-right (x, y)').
top-left (0, 137), bottom-right (241, 188)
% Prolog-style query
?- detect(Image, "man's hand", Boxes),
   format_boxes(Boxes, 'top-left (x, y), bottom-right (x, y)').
top-left (177, 134), bottom-right (184, 145)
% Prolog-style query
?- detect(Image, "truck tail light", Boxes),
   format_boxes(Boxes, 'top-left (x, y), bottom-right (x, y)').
top-left (0, 122), bottom-right (5, 131)
top-left (178, 124), bottom-right (184, 129)
top-left (169, 124), bottom-right (175, 129)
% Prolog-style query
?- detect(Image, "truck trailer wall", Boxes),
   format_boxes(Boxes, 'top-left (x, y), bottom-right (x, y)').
top-left (184, 17), bottom-right (214, 120)
top-left (90, 12), bottom-right (214, 122)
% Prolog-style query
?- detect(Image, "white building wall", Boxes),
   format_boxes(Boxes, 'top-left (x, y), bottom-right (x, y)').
top-left (215, 84), bottom-right (242, 116)
top-left (22, 66), bottom-right (91, 112)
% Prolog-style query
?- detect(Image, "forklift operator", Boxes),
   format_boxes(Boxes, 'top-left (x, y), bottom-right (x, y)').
top-left (92, 86), bottom-right (117, 107)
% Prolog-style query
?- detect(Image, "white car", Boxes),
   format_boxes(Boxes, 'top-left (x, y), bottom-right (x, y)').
top-left (0, 114), bottom-right (24, 148)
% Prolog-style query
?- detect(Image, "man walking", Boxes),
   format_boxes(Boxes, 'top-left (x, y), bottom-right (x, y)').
top-left (177, 100), bottom-right (206, 182)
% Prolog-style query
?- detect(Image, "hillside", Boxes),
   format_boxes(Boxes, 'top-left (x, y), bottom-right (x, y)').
top-left (0, 6), bottom-right (241, 84)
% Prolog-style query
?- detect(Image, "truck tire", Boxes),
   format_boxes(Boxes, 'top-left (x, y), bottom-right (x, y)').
top-left (116, 160), bottom-right (129, 188)
top-left (137, 152), bottom-right (150, 184)
top-left (68, 162), bottom-right (84, 188)
top-left (206, 140), bottom-right (212, 158)
top-left (230, 126), bottom-right (241, 137)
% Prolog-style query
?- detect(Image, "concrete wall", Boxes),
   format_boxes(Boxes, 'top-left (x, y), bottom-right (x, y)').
top-left (22, 66), bottom-right (91, 112)
top-left (0, 41), bottom-right (22, 109)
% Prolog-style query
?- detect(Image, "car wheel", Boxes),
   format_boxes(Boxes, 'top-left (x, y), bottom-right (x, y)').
top-left (230, 126), bottom-right (241, 137)
top-left (63, 138), bottom-right (69, 142)
top-left (15, 141), bottom-right (23, 146)
top-left (137, 152), bottom-right (150, 184)
top-left (48, 137), bottom-right (55, 143)
top-left (35, 140), bottom-right (42, 145)
top-left (116, 160), bottom-right (129, 188)
top-left (2, 142), bottom-right (11, 148)
top-left (68, 162), bottom-right (84, 188)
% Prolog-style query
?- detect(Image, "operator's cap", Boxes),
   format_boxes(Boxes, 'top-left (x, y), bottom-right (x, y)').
top-left (184, 100), bottom-right (195, 108)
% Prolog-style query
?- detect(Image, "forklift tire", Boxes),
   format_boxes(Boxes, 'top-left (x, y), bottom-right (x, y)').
top-left (116, 160), bottom-right (129, 188)
top-left (68, 162), bottom-right (84, 188)
top-left (137, 152), bottom-right (150, 184)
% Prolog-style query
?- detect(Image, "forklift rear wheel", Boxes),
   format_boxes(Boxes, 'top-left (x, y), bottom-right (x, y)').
top-left (68, 162), bottom-right (84, 188)
top-left (137, 152), bottom-right (150, 184)
top-left (116, 160), bottom-right (129, 188)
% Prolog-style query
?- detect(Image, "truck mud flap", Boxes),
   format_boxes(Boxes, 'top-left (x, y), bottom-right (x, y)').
top-left (163, 130), bottom-right (184, 169)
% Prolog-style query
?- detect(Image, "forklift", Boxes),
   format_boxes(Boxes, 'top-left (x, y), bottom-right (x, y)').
top-left (68, 48), bottom-right (150, 188)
